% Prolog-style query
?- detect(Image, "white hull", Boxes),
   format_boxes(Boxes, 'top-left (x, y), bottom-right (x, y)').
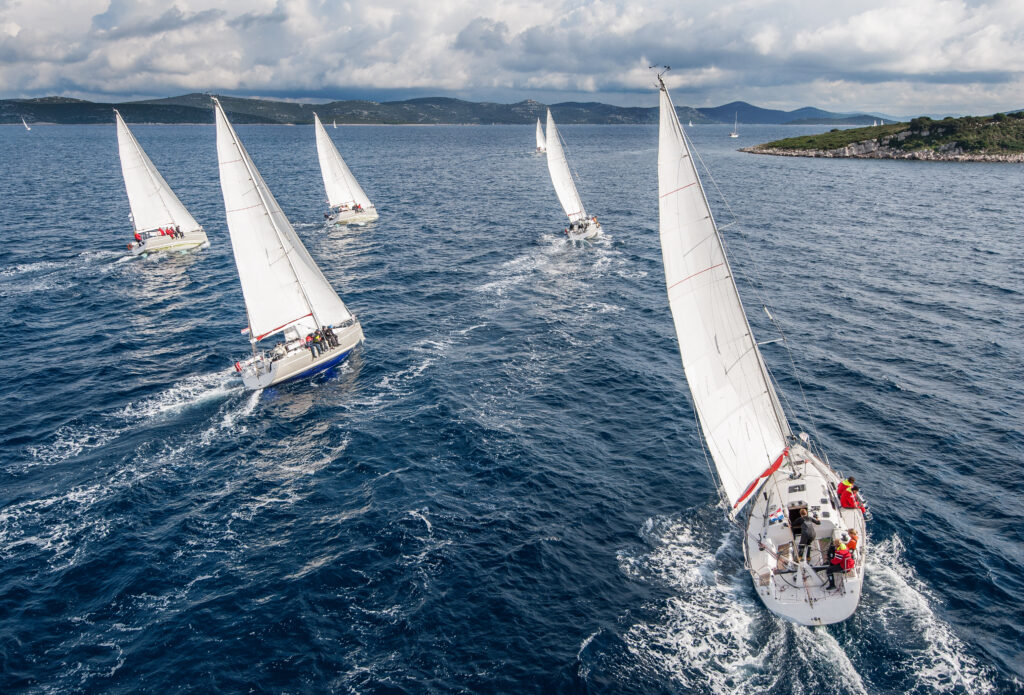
top-left (743, 443), bottom-right (867, 625)
top-left (536, 146), bottom-right (546, 153)
top-left (130, 229), bottom-right (209, 256)
top-left (328, 208), bottom-right (379, 226)
top-left (237, 320), bottom-right (364, 390)
top-left (565, 220), bottom-right (602, 241)
top-left (729, 133), bottom-right (739, 138)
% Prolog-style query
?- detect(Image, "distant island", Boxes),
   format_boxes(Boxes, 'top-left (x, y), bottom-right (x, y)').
top-left (2, 94), bottom-right (891, 127)
top-left (742, 112), bottom-right (1024, 162)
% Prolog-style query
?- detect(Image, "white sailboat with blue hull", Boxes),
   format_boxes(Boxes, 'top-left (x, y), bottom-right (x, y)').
top-left (656, 74), bottom-right (866, 625)
top-left (214, 98), bottom-right (364, 390)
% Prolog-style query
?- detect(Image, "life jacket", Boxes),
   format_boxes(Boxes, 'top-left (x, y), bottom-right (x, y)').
top-left (838, 478), bottom-right (853, 496)
top-left (839, 488), bottom-right (857, 508)
top-left (831, 548), bottom-right (854, 572)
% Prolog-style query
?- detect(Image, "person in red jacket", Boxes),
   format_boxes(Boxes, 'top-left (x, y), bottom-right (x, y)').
top-left (837, 476), bottom-right (855, 497)
top-left (826, 542), bottom-right (855, 589)
top-left (840, 484), bottom-right (868, 514)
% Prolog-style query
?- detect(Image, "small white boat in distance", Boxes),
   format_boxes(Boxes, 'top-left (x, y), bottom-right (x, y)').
top-left (114, 109), bottom-right (209, 256)
top-left (688, 119), bottom-right (693, 127)
top-left (214, 98), bottom-right (364, 390)
top-left (545, 109), bottom-right (601, 241)
top-left (535, 117), bottom-right (546, 152)
top-left (21, 117), bottom-right (30, 131)
top-left (730, 111), bottom-right (740, 138)
top-left (313, 113), bottom-right (378, 226)
top-left (333, 119), bottom-right (337, 129)
top-left (657, 74), bottom-right (866, 625)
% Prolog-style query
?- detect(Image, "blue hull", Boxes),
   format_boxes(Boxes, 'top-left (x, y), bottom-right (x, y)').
top-left (276, 346), bottom-right (355, 386)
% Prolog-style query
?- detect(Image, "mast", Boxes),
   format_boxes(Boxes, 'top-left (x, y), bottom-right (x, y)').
top-left (657, 73), bottom-right (791, 513)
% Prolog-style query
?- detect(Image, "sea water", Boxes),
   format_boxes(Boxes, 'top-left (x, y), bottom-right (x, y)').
top-left (0, 122), bottom-right (1021, 693)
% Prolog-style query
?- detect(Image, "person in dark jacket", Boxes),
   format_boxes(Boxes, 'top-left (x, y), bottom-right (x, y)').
top-left (796, 508), bottom-right (821, 563)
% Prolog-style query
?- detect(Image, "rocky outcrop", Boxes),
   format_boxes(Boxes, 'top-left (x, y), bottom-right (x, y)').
top-left (742, 141), bottom-right (1024, 162)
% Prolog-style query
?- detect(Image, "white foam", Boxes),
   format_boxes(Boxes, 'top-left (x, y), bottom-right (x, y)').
top-left (864, 536), bottom-right (995, 693)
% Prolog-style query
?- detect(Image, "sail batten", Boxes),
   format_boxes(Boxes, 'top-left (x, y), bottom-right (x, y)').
top-left (657, 82), bottom-right (791, 511)
top-left (214, 99), bottom-right (352, 343)
top-left (314, 113), bottom-right (372, 209)
top-left (115, 110), bottom-right (200, 234)
top-left (544, 109), bottom-right (588, 223)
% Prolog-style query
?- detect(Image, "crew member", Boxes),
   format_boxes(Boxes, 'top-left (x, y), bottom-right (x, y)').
top-left (826, 542), bottom-right (855, 590)
top-left (840, 485), bottom-right (868, 514)
top-left (838, 476), bottom-right (855, 497)
top-left (305, 333), bottom-right (319, 358)
top-left (796, 508), bottom-right (821, 563)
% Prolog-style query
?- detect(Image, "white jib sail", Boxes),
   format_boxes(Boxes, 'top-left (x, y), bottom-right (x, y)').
top-left (545, 109), bottom-right (587, 223)
top-left (214, 99), bottom-right (352, 341)
top-left (313, 113), bottom-right (372, 210)
top-left (657, 82), bottom-right (791, 511)
top-left (535, 118), bottom-right (546, 149)
top-left (115, 110), bottom-right (200, 234)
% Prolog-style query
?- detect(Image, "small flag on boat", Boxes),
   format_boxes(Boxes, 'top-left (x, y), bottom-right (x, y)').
top-left (769, 507), bottom-right (785, 524)
top-left (241, 327), bottom-right (250, 335)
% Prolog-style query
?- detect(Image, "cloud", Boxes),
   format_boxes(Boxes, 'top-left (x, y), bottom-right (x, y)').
top-left (0, 0), bottom-right (1022, 114)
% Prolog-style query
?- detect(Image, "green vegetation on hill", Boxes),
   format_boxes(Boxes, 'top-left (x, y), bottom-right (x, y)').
top-left (758, 112), bottom-right (1024, 153)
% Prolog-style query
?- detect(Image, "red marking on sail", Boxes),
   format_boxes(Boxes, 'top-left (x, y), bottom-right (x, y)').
top-left (733, 447), bottom-right (789, 509)
top-left (660, 182), bottom-right (696, 198)
top-left (667, 263), bottom-right (724, 291)
top-left (255, 313), bottom-right (313, 341)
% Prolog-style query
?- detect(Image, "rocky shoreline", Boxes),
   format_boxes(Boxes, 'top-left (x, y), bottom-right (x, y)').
top-left (741, 142), bottom-right (1024, 162)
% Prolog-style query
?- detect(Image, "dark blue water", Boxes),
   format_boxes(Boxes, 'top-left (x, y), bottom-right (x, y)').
top-left (1, 121), bottom-right (1021, 694)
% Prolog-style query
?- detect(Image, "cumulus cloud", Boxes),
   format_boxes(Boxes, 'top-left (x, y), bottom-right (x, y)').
top-left (0, 0), bottom-right (1022, 114)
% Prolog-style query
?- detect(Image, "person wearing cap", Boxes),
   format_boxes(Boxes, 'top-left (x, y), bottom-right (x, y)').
top-left (826, 542), bottom-right (855, 589)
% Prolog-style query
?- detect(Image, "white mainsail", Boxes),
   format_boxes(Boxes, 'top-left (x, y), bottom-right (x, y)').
top-left (115, 110), bottom-right (200, 234)
top-left (214, 99), bottom-right (352, 342)
top-left (658, 82), bottom-right (791, 511)
top-left (313, 113), bottom-right (373, 211)
top-left (22, 117), bottom-right (30, 131)
top-left (535, 117), bottom-right (546, 150)
top-left (545, 109), bottom-right (587, 223)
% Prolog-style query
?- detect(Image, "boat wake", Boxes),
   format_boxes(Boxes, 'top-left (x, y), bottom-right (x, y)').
top-left (860, 536), bottom-right (995, 694)
top-left (24, 371), bottom-right (245, 467)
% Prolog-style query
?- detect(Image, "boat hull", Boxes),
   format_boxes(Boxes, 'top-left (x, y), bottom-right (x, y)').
top-left (130, 229), bottom-right (209, 256)
top-left (329, 208), bottom-right (378, 226)
top-left (742, 443), bottom-right (867, 625)
top-left (566, 220), bottom-right (602, 241)
top-left (239, 321), bottom-right (364, 390)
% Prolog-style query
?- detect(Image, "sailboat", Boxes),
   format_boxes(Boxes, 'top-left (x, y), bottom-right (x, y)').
top-left (21, 117), bottom-right (30, 131)
top-left (333, 119), bottom-right (337, 129)
top-left (729, 111), bottom-right (740, 138)
top-left (545, 109), bottom-right (601, 241)
top-left (213, 98), bottom-right (365, 390)
top-left (313, 113), bottom-right (378, 226)
top-left (114, 110), bottom-right (209, 257)
top-left (535, 117), bottom-right (546, 152)
top-left (656, 74), bottom-right (867, 625)
top-left (688, 119), bottom-right (694, 127)
top-left (873, 120), bottom-right (878, 127)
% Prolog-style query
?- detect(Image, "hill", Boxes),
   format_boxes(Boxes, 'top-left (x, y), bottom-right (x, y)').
top-left (742, 112), bottom-right (1024, 161)
top-left (2, 93), bottom-right (874, 126)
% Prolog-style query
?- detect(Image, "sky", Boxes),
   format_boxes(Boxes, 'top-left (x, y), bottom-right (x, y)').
top-left (2, 0), bottom-right (1023, 116)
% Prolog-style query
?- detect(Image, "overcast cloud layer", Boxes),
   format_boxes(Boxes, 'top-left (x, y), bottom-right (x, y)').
top-left (2, 0), bottom-right (1023, 115)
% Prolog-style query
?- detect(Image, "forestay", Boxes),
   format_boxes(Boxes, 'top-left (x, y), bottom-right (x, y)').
top-left (115, 110), bottom-right (200, 234)
top-left (545, 109), bottom-right (587, 222)
top-left (313, 113), bottom-right (373, 210)
top-left (535, 118), bottom-right (546, 150)
top-left (657, 83), bottom-right (791, 511)
top-left (214, 99), bottom-right (352, 341)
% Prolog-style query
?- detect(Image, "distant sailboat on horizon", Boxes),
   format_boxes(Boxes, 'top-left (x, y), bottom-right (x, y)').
top-left (21, 117), bottom-right (30, 131)
top-left (545, 108), bottom-right (601, 241)
top-left (314, 112), bottom-right (379, 226)
top-left (214, 98), bottom-right (365, 390)
top-left (656, 71), bottom-right (867, 625)
top-left (535, 117), bottom-right (546, 152)
top-left (730, 111), bottom-right (739, 138)
top-left (114, 109), bottom-right (209, 257)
